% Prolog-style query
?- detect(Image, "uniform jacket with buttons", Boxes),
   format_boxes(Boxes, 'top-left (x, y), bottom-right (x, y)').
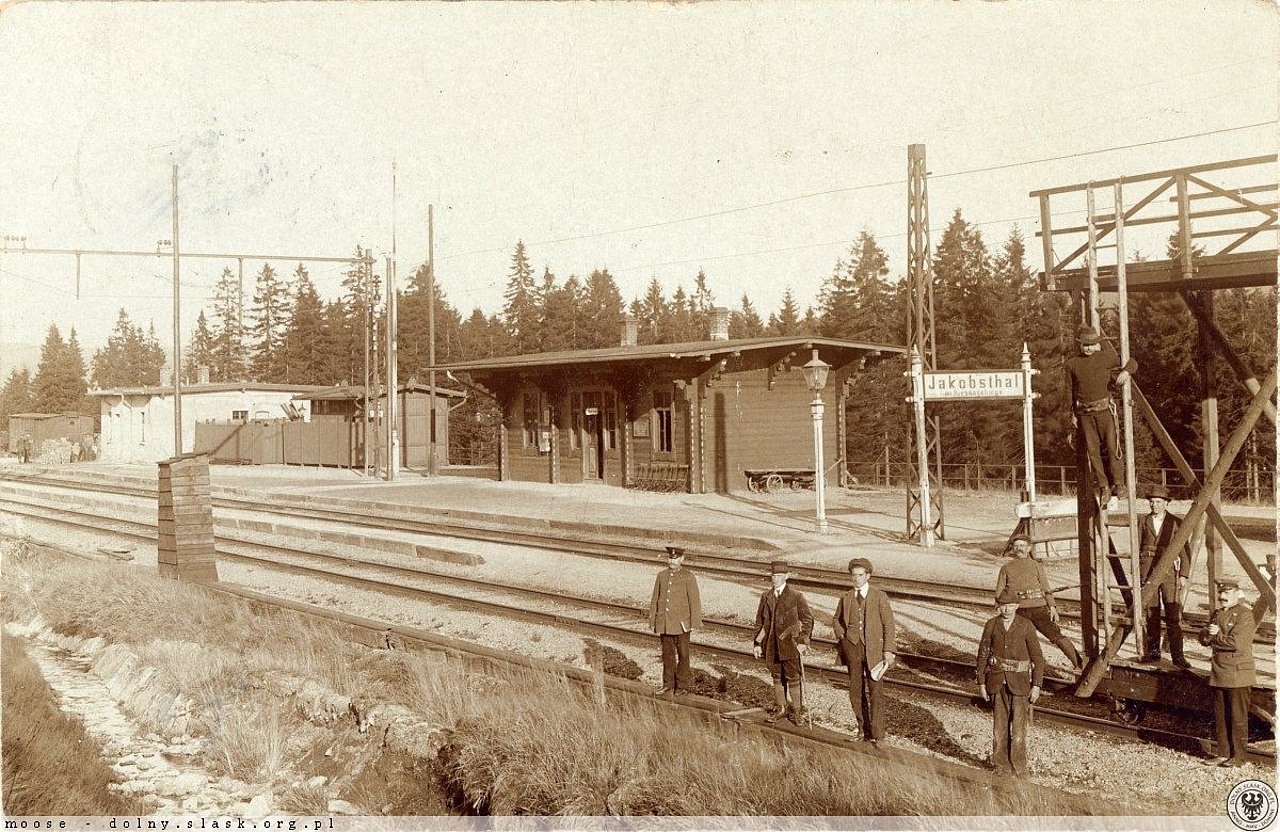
top-left (1199, 601), bottom-right (1256, 688)
top-left (649, 567), bottom-right (702, 635)
top-left (976, 614), bottom-right (1045, 695)
top-left (1138, 511), bottom-right (1190, 606)
top-left (832, 584), bottom-right (895, 669)
top-left (995, 557), bottom-right (1054, 610)
top-left (754, 584), bottom-right (813, 663)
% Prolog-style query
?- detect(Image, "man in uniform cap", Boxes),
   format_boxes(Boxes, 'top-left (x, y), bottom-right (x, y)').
top-left (976, 587), bottom-right (1045, 777)
top-left (832, 556), bottom-right (896, 745)
top-left (1138, 484), bottom-right (1192, 668)
top-left (649, 546), bottom-right (702, 696)
top-left (1199, 578), bottom-right (1256, 766)
top-left (995, 533), bottom-right (1083, 671)
top-left (1064, 326), bottom-right (1137, 508)
top-left (753, 560), bottom-right (813, 724)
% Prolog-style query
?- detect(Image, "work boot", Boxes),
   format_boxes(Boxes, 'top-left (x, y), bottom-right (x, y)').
top-left (764, 682), bottom-right (788, 723)
top-left (1055, 638), bottom-right (1084, 672)
top-left (790, 684), bottom-right (808, 726)
top-left (1172, 654), bottom-right (1192, 671)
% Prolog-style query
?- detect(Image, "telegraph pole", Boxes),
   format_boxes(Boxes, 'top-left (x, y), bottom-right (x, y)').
top-left (172, 164), bottom-right (183, 455)
top-left (386, 163), bottom-right (399, 481)
top-left (427, 204), bottom-right (438, 477)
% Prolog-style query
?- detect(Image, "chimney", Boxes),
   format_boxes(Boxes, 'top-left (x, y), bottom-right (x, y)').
top-left (709, 306), bottom-right (731, 341)
top-left (197, 365), bottom-right (210, 385)
top-left (620, 314), bottom-right (639, 347)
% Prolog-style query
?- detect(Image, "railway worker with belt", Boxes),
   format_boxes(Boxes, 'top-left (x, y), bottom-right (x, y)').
top-left (1199, 578), bottom-right (1257, 767)
top-left (832, 556), bottom-right (896, 745)
top-left (753, 560), bottom-right (814, 724)
top-left (649, 545), bottom-right (702, 696)
top-left (995, 533), bottom-right (1083, 671)
top-left (977, 587), bottom-right (1046, 778)
top-left (1138, 484), bottom-right (1192, 669)
top-left (1065, 326), bottom-right (1136, 509)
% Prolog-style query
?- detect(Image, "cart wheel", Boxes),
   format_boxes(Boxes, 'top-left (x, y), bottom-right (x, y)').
top-left (748, 477), bottom-right (760, 493)
top-left (1109, 696), bottom-right (1146, 726)
top-left (765, 474), bottom-right (784, 493)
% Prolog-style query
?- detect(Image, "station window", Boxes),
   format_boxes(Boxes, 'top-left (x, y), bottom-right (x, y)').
top-left (522, 393), bottom-right (539, 448)
top-left (569, 393), bottom-right (581, 451)
top-left (232, 410), bottom-right (248, 422)
top-left (654, 390), bottom-right (673, 454)
top-left (604, 393), bottom-right (617, 451)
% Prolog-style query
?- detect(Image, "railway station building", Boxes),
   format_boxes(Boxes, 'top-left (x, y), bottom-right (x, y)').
top-left (90, 381), bottom-right (328, 464)
top-left (440, 311), bottom-right (903, 493)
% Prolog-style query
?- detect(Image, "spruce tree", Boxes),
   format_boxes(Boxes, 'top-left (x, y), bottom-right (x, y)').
top-left (502, 242), bottom-right (539, 354)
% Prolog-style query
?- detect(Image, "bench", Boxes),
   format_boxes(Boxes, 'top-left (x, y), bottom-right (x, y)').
top-left (744, 468), bottom-right (815, 493)
top-left (631, 462), bottom-right (689, 492)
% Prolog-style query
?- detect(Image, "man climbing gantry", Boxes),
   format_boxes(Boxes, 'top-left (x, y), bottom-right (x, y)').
top-left (1064, 326), bottom-right (1137, 509)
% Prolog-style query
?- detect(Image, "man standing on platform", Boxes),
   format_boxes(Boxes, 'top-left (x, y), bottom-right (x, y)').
top-left (753, 560), bottom-right (813, 724)
top-left (1065, 326), bottom-right (1136, 509)
top-left (977, 588), bottom-right (1046, 778)
top-left (1138, 484), bottom-right (1192, 668)
top-left (1200, 579), bottom-right (1257, 767)
top-left (649, 545), bottom-right (702, 696)
top-left (832, 557), bottom-right (896, 745)
top-left (995, 534), bottom-right (1084, 671)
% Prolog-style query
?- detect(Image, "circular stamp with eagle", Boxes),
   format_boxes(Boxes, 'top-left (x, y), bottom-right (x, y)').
top-left (1227, 779), bottom-right (1279, 831)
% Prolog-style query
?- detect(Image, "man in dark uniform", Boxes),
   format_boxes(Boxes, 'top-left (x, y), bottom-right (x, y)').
top-left (1064, 327), bottom-right (1136, 507)
top-left (995, 533), bottom-right (1083, 671)
top-left (977, 587), bottom-right (1046, 777)
top-left (832, 556), bottom-right (896, 745)
top-left (1138, 484), bottom-right (1191, 668)
top-left (1200, 579), bottom-right (1257, 766)
top-left (648, 545), bottom-right (702, 696)
top-left (753, 560), bottom-right (813, 724)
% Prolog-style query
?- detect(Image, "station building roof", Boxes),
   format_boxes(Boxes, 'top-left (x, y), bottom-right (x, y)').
top-left (434, 335), bottom-right (905, 377)
top-left (88, 382), bottom-right (330, 397)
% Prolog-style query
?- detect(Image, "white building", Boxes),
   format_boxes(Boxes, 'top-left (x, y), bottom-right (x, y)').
top-left (90, 383), bottom-right (327, 464)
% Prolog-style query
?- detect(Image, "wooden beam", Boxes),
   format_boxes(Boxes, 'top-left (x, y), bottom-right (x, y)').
top-left (1130, 384), bottom-right (1277, 613)
top-left (1030, 154), bottom-right (1276, 198)
top-left (1180, 292), bottom-right (1277, 427)
top-left (1076, 370), bottom-right (1278, 698)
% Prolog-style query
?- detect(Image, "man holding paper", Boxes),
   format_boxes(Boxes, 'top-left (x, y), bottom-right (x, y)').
top-left (832, 557), bottom-right (896, 745)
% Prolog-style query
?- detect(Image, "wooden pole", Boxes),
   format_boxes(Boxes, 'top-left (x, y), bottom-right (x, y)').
top-left (1115, 182), bottom-right (1142, 658)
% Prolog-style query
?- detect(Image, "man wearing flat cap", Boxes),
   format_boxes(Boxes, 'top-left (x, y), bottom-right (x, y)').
top-left (1064, 326), bottom-right (1137, 508)
top-left (832, 556), bottom-right (896, 745)
top-left (649, 546), bottom-right (702, 696)
top-left (1199, 579), bottom-right (1256, 766)
top-left (1138, 484), bottom-right (1192, 668)
top-left (753, 560), bottom-right (814, 724)
top-left (995, 533), bottom-right (1083, 671)
top-left (977, 587), bottom-right (1046, 777)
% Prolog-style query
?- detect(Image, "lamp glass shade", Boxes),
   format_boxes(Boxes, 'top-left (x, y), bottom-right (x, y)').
top-left (801, 350), bottom-right (830, 392)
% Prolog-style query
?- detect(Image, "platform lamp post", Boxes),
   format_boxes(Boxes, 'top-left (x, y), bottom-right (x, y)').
top-left (801, 350), bottom-right (831, 534)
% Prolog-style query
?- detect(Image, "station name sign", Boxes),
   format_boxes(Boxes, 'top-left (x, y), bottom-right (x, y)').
top-left (922, 370), bottom-right (1025, 401)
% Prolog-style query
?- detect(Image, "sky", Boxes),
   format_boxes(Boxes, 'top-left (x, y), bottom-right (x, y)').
top-left (0, 0), bottom-right (1276, 376)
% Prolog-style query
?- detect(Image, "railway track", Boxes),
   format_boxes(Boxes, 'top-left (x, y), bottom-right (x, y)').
top-left (3, 492), bottom-right (1273, 769)
top-left (2, 471), bottom-right (1272, 642)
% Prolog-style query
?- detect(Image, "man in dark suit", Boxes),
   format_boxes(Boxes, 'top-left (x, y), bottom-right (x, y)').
top-left (1200, 579), bottom-right (1257, 767)
top-left (648, 545), bottom-right (702, 696)
top-left (977, 587), bottom-right (1046, 777)
top-left (753, 560), bottom-right (813, 724)
top-left (832, 556), bottom-right (896, 745)
top-left (1138, 484), bottom-right (1191, 668)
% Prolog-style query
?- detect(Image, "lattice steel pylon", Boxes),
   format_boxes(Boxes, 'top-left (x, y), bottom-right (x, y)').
top-left (905, 144), bottom-right (945, 545)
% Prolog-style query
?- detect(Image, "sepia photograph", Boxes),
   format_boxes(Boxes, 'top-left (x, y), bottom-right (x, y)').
top-left (0, 2), bottom-right (1275, 830)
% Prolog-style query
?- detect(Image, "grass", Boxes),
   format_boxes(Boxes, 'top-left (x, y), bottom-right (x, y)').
top-left (2, 543), bottom-right (1135, 817)
top-left (1, 630), bottom-right (146, 816)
